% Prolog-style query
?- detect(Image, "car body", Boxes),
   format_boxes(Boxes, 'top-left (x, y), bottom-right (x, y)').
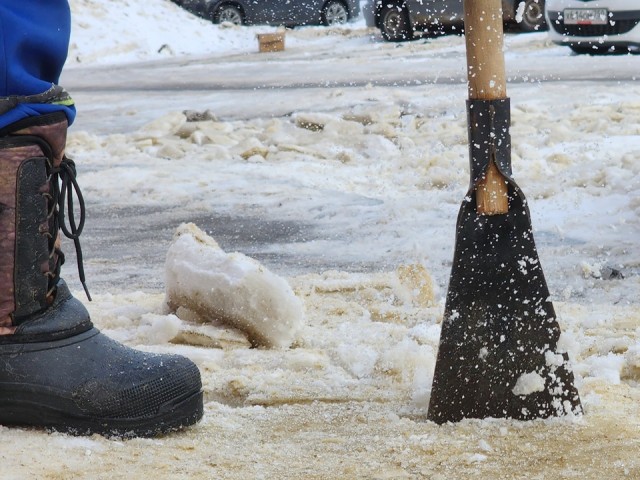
top-left (545, 0), bottom-right (640, 53)
top-left (173, 0), bottom-right (360, 27)
top-left (363, 0), bottom-right (546, 42)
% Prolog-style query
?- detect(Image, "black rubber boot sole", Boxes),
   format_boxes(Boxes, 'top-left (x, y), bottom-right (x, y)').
top-left (0, 323), bottom-right (204, 438)
top-left (0, 389), bottom-right (203, 438)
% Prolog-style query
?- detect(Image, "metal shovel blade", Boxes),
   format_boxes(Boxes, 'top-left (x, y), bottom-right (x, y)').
top-left (427, 179), bottom-right (582, 424)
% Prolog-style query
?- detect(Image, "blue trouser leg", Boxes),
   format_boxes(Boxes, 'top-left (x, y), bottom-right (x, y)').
top-left (0, 0), bottom-right (76, 129)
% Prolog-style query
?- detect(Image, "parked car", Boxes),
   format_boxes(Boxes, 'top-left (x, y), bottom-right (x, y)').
top-left (173, 0), bottom-right (360, 27)
top-left (363, 0), bottom-right (546, 42)
top-left (545, 0), bottom-right (640, 53)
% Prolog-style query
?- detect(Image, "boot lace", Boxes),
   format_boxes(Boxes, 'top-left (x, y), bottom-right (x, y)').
top-left (46, 156), bottom-right (91, 301)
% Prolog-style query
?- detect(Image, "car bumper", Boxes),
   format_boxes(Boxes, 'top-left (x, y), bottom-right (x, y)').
top-left (546, 2), bottom-right (640, 47)
top-left (362, 0), bottom-right (377, 27)
top-left (179, 0), bottom-right (208, 16)
top-left (348, 0), bottom-right (361, 22)
top-left (501, 1), bottom-right (517, 21)
top-left (363, 1), bottom-right (539, 29)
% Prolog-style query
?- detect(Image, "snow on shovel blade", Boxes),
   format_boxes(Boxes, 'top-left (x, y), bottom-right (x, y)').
top-left (427, 180), bottom-right (582, 423)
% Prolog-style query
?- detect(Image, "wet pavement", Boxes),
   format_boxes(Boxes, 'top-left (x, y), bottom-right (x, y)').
top-left (64, 203), bottom-right (387, 293)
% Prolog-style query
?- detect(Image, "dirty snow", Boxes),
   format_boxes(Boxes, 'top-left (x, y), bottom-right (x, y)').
top-left (5, 0), bottom-right (640, 478)
top-left (165, 223), bottom-right (304, 348)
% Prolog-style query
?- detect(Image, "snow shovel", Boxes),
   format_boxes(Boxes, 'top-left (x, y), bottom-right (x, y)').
top-left (426, 0), bottom-right (582, 423)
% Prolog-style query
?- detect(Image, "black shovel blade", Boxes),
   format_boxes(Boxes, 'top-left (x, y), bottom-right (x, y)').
top-left (427, 183), bottom-right (582, 424)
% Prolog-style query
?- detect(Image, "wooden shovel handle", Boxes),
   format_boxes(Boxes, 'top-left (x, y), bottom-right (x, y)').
top-left (464, 0), bottom-right (509, 215)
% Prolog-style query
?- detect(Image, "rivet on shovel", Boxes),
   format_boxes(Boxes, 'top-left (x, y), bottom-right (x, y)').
top-left (427, 0), bottom-right (582, 423)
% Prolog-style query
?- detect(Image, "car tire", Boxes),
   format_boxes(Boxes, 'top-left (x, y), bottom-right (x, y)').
top-left (516, 0), bottom-right (546, 32)
top-left (322, 0), bottom-right (349, 25)
top-left (379, 3), bottom-right (413, 42)
top-left (211, 4), bottom-right (243, 25)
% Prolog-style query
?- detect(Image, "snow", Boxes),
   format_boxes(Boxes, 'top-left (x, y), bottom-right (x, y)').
top-left (165, 222), bottom-right (304, 348)
top-left (512, 371), bottom-right (546, 396)
top-left (67, 0), bottom-right (258, 64)
top-left (6, 0), bottom-right (640, 477)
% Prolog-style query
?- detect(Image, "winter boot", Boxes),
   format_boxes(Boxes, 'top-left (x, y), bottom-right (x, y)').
top-left (0, 112), bottom-right (203, 437)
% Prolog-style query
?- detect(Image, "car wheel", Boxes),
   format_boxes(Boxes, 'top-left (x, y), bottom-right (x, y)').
top-left (516, 0), bottom-right (546, 32)
top-left (322, 0), bottom-right (349, 25)
top-left (379, 3), bottom-right (413, 42)
top-left (211, 4), bottom-right (243, 25)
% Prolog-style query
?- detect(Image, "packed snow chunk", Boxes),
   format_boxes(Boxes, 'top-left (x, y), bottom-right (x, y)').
top-left (512, 371), bottom-right (545, 396)
top-left (336, 344), bottom-right (378, 379)
top-left (130, 313), bottom-right (183, 345)
top-left (585, 353), bottom-right (625, 385)
top-left (165, 223), bottom-right (304, 348)
top-left (623, 344), bottom-right (640, 382)
top-left (394, 263), bottom-right (436, 308)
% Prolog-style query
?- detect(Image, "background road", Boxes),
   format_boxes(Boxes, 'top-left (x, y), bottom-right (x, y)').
top-left (59, 31), bottom-right (640, 293)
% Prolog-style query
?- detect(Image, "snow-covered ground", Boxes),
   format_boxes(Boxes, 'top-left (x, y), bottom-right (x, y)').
top-left (6, 0), bottom-right (640, 478)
